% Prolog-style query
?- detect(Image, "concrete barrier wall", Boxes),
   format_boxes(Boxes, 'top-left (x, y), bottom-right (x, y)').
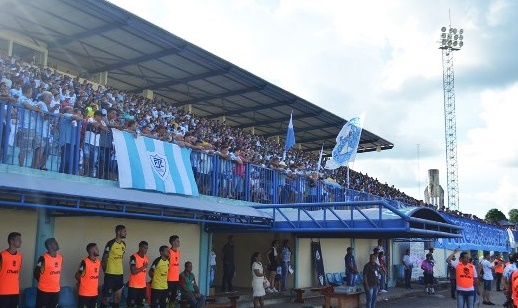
top-left (0, 208), bottom-right (38, 290)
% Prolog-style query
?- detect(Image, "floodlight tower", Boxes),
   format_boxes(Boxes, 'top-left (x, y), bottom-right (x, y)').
top-left (438, 25), bottom-right (464, 211)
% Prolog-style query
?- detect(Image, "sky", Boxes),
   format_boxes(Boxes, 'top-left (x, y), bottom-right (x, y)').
top-left (108, 0), bottom-right (518, 219)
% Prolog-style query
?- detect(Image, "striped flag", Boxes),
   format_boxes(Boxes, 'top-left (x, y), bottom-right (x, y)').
top-left (284, 112), bottom-right (296, 152)
top-left (112, 129), bottom-right (199, 196)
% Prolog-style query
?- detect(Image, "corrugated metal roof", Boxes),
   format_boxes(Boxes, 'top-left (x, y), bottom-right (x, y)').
top-left (0, 0), bottom-right (394, 153)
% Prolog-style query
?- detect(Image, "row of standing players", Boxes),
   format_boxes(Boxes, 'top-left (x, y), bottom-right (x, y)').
top-left (0, 226), bottom-right (207, 308)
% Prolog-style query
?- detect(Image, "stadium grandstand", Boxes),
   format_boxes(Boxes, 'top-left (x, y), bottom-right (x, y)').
top-left (0, 0), bottom-right (516, 303)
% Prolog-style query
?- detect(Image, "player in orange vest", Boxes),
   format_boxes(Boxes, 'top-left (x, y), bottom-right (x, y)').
top-left (493, 253), bottom-right (504, 292)
top-left (127, 241), bottom-right (149, 308)
top-left (0, 232), bottom-right (23, 308)
top-left (34, 238), bottom-right (63, 308)
top-left (75, 243), bottom-right (100, 308)
top-left (511, 267), bottom-right (518, 308)
top-left (446, 249), bottom-right (478, 308)
top-left (167, 235), bottom-right (181, 307)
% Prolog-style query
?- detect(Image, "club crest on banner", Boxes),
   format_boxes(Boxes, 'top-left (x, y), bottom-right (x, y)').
top-left (149, 152), bottom-right (168, 178)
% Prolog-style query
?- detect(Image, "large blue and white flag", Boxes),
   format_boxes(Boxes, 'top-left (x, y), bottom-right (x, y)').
top-left (112, 129), bottom-right (199, 196)
top-left (325, 114), bottom-right (365, 170)
top-left (284, 112), bottom-right (296, 152)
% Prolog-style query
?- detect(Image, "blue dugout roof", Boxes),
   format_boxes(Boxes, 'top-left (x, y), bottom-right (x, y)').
top-left (208, 201), bottom-right (463, 239)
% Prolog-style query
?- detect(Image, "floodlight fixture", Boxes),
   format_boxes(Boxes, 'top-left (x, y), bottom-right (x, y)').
top-left (440, 25), bottom-right (464, 50)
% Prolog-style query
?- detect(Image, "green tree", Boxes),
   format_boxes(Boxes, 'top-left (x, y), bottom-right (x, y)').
top-left (509, 209), bottom-right (518, 224)
top-left (484, 208), bottom-right (507, 223)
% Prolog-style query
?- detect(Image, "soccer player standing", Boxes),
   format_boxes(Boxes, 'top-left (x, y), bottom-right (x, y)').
top-left (167, 235), bottom-right (181, 306)
top-left (34, 238), bottom-right (62, 308)
top-left (150, 246), bottom-right (170, 308)
top-left (76, 243), bottom-right (101, 308)
top-left (0, 232), bottom-right (22, 308)
top-left (127, 241), bottom-right (149, 308)
top-left (101, 225), bottom-right (127, 308)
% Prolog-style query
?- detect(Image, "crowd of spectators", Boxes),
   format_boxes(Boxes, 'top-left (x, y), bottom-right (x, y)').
top-left (0, 50), bottom-right (501, 226)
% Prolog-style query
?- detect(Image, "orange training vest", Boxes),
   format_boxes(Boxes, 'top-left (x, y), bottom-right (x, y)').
top-left (129, 253), bottom-right (149, 288)
top-left (0, 250), bottom-right (23, 295)
top-left (512, 270), bottom-right (518, 308)
top-left (78, 257), bottom-right (100, 296)
top-left (38, 253), bottom-right (63, 293)
top-left (456, 262), bottom-right (475, 290)
top-left (494, 259), bottom-right (504, 274)
top-left (167, 249), bottom-right (181, 282)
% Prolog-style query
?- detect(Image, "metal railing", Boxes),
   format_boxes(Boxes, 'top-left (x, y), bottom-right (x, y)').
top-left (1, 101), bottom-right (412, 209)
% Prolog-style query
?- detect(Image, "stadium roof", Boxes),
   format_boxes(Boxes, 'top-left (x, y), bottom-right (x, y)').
top-left (0, 0), bottom-right (394, 152)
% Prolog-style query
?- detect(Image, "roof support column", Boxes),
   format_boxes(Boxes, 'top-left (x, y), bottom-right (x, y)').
top-left (221, 115), bottom-right (226, 123)
top-left (33, 208), bottom-right (55, 287)
top-left (6, 39), bottom-right (13, 56)
top-left (42, 49), bottom-right (48, 67)
top-left (98, 71), bottom-right (108, 86)
top-left (142, 89), bottom-right (154, 100)
top-left (198, 223), bottom-right (212, 295)
top-left (250, 126), bottom-right (255, 134)
top-left (186, 104), bottom-right (192, 113)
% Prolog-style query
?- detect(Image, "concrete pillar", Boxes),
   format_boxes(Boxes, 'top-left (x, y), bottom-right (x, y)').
top-left (98, 71), bottom-right (108, 86)
top-left (142, 89), bottom-right (154, 100)
top-left (7, 40), bottom-right (13, 56)
top-left (221, 115), bottom-right (226, 123)
top-left (42, 50), bottom-right (48, 67)
top-left (33, 209), bottom-right (55, 287)
top-left (186, 104), bottom-right (192, 113)
top-left (198, 224), bottom-right (212, 295)
top-left (250, 126), bottom-right (255, 135)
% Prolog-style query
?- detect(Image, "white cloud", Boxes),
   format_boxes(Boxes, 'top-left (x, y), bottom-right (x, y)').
top-left (108, 0), bottom-right (518, 219)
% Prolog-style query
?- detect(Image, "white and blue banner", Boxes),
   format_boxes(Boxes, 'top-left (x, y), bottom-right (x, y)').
top-left (325, 114), bottom-right (364, 170)
top-left (112, 129), bottom-right (199, 196)
top-left (284, 112), bottom-right (296, 152)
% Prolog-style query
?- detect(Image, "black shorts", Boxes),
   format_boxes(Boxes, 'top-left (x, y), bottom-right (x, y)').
top-left (0, 294), bottom-right (19, 308)
top-left (36, 289), bottom-right (59, 308)
top-left (127, 287), bottom-right (146, 307)
top-left (150, 289), bottom-right (168, 308)
top-left (102, 273), bottom-right (124, 297)
top-left (78, 295), bottom-right (98, 308)
top-left (423, 273), bottom-right (434, 285)
top-left (268, 262), bottom-right (278, 272)
top-left (167, 281), bottom-right (181, 302)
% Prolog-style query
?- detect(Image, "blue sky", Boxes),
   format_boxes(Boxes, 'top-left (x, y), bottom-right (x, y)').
top-left (109, 0), bottom-right (518, 219)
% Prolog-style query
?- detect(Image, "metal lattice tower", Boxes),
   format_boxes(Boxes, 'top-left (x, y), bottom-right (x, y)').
top-left (439, 25), bottom-right (464, 211)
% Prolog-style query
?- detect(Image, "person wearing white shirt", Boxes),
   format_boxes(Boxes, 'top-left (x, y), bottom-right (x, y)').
top-left (402, 249), bottom-right (413, 289)
top-left (373, 239), bottom-right (385, 253)
top-left (479, 251), bottom-right (494, 305)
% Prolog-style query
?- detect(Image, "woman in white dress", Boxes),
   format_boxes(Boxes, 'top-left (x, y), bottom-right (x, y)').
top-left (251, 251), bottom-right (266, 308)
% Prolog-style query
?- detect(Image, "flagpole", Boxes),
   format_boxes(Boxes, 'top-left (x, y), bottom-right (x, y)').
top-left (346, 164), bottom-right (350, 188)
top-left (316, 142), bottom-right (324, 172)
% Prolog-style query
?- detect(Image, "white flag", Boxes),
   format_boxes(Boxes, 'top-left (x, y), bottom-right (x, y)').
top-left (325, 114), bottom-right (365, 170)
